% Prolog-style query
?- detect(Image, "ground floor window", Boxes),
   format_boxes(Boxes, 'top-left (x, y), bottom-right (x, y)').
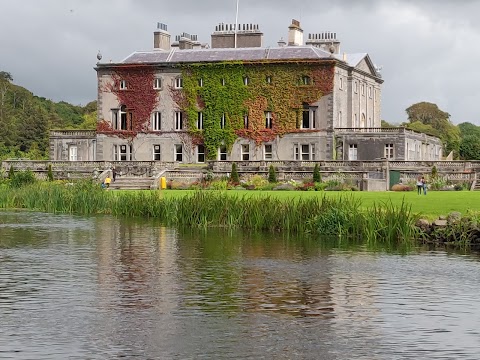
top-left (241, 144), bottom-right (250, 161)
top-left (175, 144), bottom-right (183, 162)
top-left (114, 144), bottom-right (132, 161)
top-left (348, 144), bottom-right (358, 160)
top-left (264, 144), bottom-right (272, 160)
top-left (197, 144), bottom-right (205, 163)
top-left (153, 145), bottom-right (161, 161)
top-left (294, 144), bottom-right (316, 160)
top-left (219, 145), bottom-right (227, 161)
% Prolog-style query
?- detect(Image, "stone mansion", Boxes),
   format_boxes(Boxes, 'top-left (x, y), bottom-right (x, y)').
top-left (50, 19), bottom-right (443, 163)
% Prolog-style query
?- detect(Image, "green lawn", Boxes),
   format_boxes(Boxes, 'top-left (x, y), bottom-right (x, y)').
top-left (157, 190), bottom-right (480, 220)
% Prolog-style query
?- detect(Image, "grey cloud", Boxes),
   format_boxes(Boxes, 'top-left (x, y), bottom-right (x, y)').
top-left (0, 0), bottom-right (479, 123)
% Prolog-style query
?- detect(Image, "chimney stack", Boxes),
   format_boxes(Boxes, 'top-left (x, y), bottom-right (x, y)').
top-left (288, 19), bottom-right (303, 46)
top-left (154, 22), bottom-right (171, 51)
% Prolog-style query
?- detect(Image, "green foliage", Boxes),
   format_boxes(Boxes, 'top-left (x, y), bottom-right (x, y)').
top-left (9, 170), bottom-right (36, 188)
top-left (381, 120), bottom-right (398, 128)
top-left (0, 74), bottom-right (96, 158)
top-left (230, 162), bottom-right (239, 183)
top-left (8, 165), bottom-right (14, 179)
top-left (431, 165), bottom-right (438, 179)
top-left (47, 164), bottom-right (54, 181)
top-left (405, 102), bottom-right (460, 157)
top-left (179, 62), bottom-right (333, 158)
top-left (313, 163), bottom-right (321, 183)
top-left (268, 165), bottom-right (277, 183)
top-left (458, 122), bottom-right (480, 160)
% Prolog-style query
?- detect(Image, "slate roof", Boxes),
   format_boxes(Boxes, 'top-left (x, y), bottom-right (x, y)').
top-left (119, 46), bottom-right (341, 65)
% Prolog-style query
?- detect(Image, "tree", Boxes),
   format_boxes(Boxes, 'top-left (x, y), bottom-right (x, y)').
top-left (268, 165), bottom-right (277, 183)
top-left (230, 162), bottom-right (239, 184)
top-left (405, 102), bottom-right (460, 157)
top-left (47, 164), bottom-right (54, 181)
top-left (381, 120), bottom-right (397, 128)
top-left (313, 163), bottom-right (321, 183)
top-left (0, 71), bottom-right (13, 82)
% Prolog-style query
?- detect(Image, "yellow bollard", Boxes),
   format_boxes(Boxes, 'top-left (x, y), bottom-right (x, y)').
top-left (160, 177), bottom-right (167, 190)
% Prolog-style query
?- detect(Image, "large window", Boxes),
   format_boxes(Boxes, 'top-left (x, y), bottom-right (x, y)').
top-left (219, 145), bottom-right (227, 161)
top-left (112, 105), bottom-right (132, 130)
top-left (265, 111), bottom-right (273, 129)
top-left (302, 104), bottom-right (317, 129)
top-left (197, 145), bottom-right (205, 163)
top-left (264, 144), bottom-right (273, 160)
top-left (241, 144), bottom-right (250, 161)
top-left (348, 144), bottom-right (358, 160)
top-left (152, 111), bottom-right (161, 131)
top-left (175, 111), bottom-right (183, 130)
top-left (384, 144), bottom-right (394, 159)
top-left (153, 145), bottom-right (161, 161)
top-left (294, 144), bottom-right (316, 161)
top-left (114, 144), bottom-right (132, 161)
top-left (175, 144), bottom-right (183, 162)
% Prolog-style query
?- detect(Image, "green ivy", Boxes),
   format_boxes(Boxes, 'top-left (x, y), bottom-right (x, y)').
top-left (179, 61), bottom-right (334, 160)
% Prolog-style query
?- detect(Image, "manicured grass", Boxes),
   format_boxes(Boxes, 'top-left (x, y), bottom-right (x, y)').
top-left (157, 190), bottom-right (480, 220)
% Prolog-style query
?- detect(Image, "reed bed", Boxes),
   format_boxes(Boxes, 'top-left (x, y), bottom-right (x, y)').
top-left (0, 182), bottom-right (420, 244)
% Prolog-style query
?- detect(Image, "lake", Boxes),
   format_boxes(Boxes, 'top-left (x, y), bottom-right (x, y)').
top-left (1, 211), bottom-right (480, 359)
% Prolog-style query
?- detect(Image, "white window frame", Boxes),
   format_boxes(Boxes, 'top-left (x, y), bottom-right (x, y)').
top-left (294, 144), bottom-right (315, 161)
top-left (153, 145), bottom-right (161, 161)
top-left (197, 112), bottom-right (204, 129)
top-left (264, 144), bottom-right (273, 160)
top-left (152, 111), bottom-right (161, 131)
top-left (384, 144), bottom-right (394, 159)
top-left (153, 78), bottom-right (162, 90)
top-left (119, 80), bottom-right (127, 90)
top-left (244, 114), bottom-right (249, 129)
top-left (175, 111), bottom-right (183, 130)
top-left (219, 145), bottom-right (227, 161)
top-left (198, 78), bottom-right (204, 87)
top-left (69, 145), bottom-right (78, 161)
top-left (301, 106), bottom-right (316, 129)
top-left (243, 76), bottom-right (249, 85)
top-left (197, 144), bottom-right (205, 163)
top-left (221, 78), bottom-right (226, 86)
top-left (114, 144), bottom-right (132, 161)
top-left (266, 75), bottom-right (272, 84)
top-left (348, 144), bottom-right (358, 160)
top-left (265, 111), bottom-right (272, 129)
top-left (241, 144), bottom-right (250, 161)
top-left (302, 75), bottom-right (311, 85)
top-left (174, 77), bottom-right (183, 89)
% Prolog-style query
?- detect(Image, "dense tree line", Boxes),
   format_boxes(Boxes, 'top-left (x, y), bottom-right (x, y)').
top-left (0, 71), bottom-right (96, 160)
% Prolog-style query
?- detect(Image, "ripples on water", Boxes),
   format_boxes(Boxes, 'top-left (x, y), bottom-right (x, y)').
top-left (1, 211), bottom-right (480, 359)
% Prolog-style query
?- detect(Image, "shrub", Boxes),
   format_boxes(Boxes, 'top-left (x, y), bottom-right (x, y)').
top-left (268, 165), bottom-right (277, 183)
top-left (8, 165), bottom-right (14, 179)
top-left (313, 163), bottom-right (321, 183)
top-left (230, 162), bottom-right (239, 184)
top-left (391, 184), bottom-right (412, 191)
top-left (246, 174), bottom-right (268, 189)
top-left (431, 165), bottom-right (438, 179)
top-left (47, 164), bottom-right (54, 182)
top-left (9, 170), bottom-right (36, 188)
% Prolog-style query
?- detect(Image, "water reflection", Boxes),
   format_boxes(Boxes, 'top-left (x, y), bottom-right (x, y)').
top-left (1, 211), bottom-right (480, 359)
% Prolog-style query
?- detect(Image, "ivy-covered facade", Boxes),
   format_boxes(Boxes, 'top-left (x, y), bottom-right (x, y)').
top-left (49, 20), bottom-right (443, 162)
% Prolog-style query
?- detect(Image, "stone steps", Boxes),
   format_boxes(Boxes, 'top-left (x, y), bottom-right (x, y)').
top-left (108, 177), bottom-right (155, 190)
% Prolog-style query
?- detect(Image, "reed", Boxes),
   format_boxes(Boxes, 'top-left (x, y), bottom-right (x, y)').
top-left (0, 183), bottom-right (421, 244)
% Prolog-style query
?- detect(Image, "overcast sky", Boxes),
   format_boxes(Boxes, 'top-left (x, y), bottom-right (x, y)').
top-left (1, 0), bottom-right (479, 125)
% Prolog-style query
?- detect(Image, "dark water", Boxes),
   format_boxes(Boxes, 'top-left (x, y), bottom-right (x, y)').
top-left (1, 211), bottom-right (480, 359)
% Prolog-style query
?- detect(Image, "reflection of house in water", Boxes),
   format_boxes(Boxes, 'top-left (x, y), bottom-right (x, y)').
top-left (95, 217), bottom-right (178, 311)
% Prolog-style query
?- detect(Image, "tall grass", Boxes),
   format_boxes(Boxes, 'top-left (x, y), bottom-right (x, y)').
top-left (0, 182), bottom-right (420, 244)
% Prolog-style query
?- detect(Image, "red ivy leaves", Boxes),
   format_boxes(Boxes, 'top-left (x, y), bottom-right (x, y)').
top-left (97, 66), bottom-right (158, 140)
